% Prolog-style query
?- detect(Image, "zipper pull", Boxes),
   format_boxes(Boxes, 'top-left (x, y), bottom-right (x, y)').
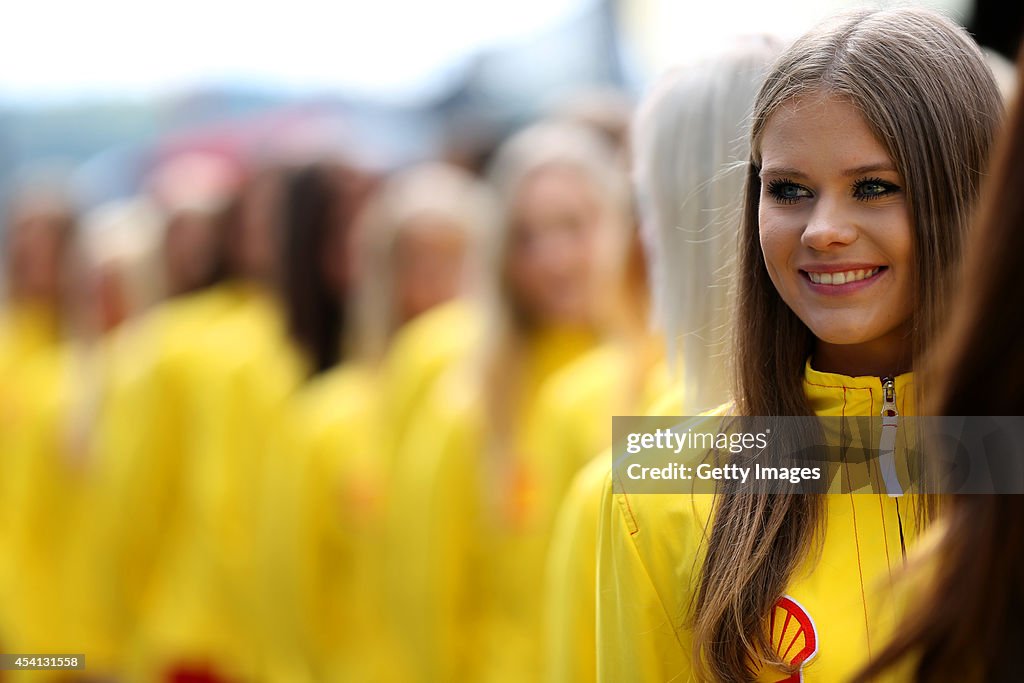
top-left (881, 377), bottom-right (898, 418)
top-left (879, 376), bottom-right (902, 496)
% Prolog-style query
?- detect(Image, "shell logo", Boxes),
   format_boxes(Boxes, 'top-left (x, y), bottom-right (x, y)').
top-left (770, 596), bottom-right (819, 682)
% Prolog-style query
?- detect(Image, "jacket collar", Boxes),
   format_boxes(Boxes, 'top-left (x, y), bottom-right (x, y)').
top-left (803, 359), bottom-right (915, 417)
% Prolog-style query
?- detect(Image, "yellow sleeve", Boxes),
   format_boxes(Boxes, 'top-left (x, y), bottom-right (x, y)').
top-left (596, 478), bottom-right (691, 682)
top-left (384, 374), bottom-right (484, 682)
top-left (543, 453), bottom-right (609, 683)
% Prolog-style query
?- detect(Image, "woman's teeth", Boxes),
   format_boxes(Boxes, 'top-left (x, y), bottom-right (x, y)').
top-left (807, 267), bottom-right (880, 285)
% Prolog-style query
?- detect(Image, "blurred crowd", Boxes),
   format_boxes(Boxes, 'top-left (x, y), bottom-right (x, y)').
top-left (0, 61), bottom-right (678, 681)
top-left (0, 12), bottom-right (1022, 683)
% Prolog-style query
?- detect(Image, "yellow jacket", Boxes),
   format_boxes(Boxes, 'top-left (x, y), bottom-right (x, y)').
top-left (257, 362), bottom-right (399, 682)
top-left (544, 453), bottom-right (608, 683)
top-left (543, 381), bottom-right (683, 683)
top-left (62, 283), bottom-right (295, 681)
top-left (386, 325), bottom-right (596, 682)
top-left (129, 285), bottom-right (304, 683)
top-left (63, 285), bottom-right (246, 677)
top-left (0, 344), bottom-right (73, 665)
top-left (379, 299), bottom-right (483, 467)
top-left (0, 303), bottom-right (59, 369)
top-left (0, 303), bottom-right (61, 490)
top-left (596, 363), bottom-right (917, 682)
top-left (530, 341), bottom-right (669, 534)
top-left (0, 304), bottom-right (63, 660)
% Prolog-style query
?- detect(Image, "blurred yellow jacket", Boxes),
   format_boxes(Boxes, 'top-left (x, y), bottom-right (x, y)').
top-left (0, 343), bottom-right (74, 667)
top-left (258, 362), bottom-right (398, 682)
top-left (129, 284), bottom-right (304, 683)
top-left (542, 380), bottom-right (683, 683)
top-left (387, 325), bottom-right (595, 683)
top-left (61, 283), bottom-right (295, 682)
top-left (543, 453), bottom-right (607, 683)
top-left (379, 299), bottom-right (483, 467)
top-left (531, 341), bottom-right (669, 549)
top-left (0, 303), bottom-right (61, 487)
top-left (0, 304), bottom-right (64, 659)
top-left (596, 363), bottom-right (917, 682)
top-left (0, 303), bottom-right (59, 371)
top-left (63, 284), bottom-right (245, 677)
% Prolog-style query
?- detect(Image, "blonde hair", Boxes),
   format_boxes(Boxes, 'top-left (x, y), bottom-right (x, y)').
top-left (486, 120), bottom-right (631, 337)
top-left (476, 120), bottom-right (631, 457)
top-left (79, 197), bottom-right (165, 320)
top-left (65, 197), bottom-right (165, 466)
top-left (632, 34), bottom-right (785, 413)
top-left (694, 8), bottom-right (1003, 681)
top-left (351, 162), bottom-right (496, 363)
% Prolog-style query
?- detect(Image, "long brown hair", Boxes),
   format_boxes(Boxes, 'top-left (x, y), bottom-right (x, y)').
top-left (852, 48), bottom-right (1024, 683)
top-left (279, 163), bottom-right (352, 376)
top-left (691, 8), bottom-right (1003, 681)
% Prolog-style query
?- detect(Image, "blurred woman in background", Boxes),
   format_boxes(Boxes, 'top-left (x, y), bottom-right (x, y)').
top-left (0, 189), bottom-right (76, 665)
top-left (525, 87), bottom-right (659, 541)
top-left (148, 152), bottom-right (241, 299)
top-left (351, 162), bottom-right (493, 362)
top-left (386, 120), bottom-right (631, 682)
top-left (0, 190), bottom-right (74, 376)
top-left (81, 162), bottom-right (292, 683)
top-left (542, 35), bottom-right (784, 683)
top-left (130, 160), bottom-right (360, 683)
top-left (257, 160), bottom-right (494, 682)
top-left (52, 199), bottom-right (165, 676)
top-left (361, 162), bottom-right (498, 475)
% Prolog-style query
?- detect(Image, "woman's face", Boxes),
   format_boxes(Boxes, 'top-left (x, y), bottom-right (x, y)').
top-left (6, 210), bottom-right (67, 305)
top-left (758, 92), bottom-right (914, 374)
top-left (163, 210), bottom-right (218, 296)
top-left (506, 165), bottom-right (607, 327)
top-left (393, 215), bottom-right (469, 324)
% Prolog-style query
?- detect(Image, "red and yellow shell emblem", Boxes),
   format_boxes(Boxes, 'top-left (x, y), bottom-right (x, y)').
top-left (770, 596), bottom-right (818, 682)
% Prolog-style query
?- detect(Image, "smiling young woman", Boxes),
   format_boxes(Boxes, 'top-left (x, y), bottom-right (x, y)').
top-left (758, 93), bottom-right (915, 378)
top-left (593, 7), bottom-right (1003, 682)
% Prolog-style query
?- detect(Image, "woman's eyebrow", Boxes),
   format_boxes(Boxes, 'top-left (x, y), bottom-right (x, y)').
top-left (758, 162), bottom-right (898, 179)
top-left (842, 162), bottom-right (897, 176)
top-left (758, 166), bottom-right (806, 179)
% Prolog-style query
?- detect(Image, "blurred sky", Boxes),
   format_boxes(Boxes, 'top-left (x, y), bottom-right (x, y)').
top-left (623, 0), bottom-right (969, 77)
top-left (0, 0), bottom-right (970, 106)
top-left (0, 0), bottom-right (596, 104)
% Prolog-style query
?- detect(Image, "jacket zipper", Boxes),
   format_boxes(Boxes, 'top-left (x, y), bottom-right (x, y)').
top-left (880, 376), bottom-right (907, 561)
top-left (878, 376), bottom-right (902, 495)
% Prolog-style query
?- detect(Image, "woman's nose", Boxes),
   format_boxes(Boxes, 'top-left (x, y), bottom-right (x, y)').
top-left (800, 197), bottom-right (859, 251)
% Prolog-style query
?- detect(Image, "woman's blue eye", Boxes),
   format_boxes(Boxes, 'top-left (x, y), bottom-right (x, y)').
top-left (766, 179), bottom-right (811, 204)
top-left (853, 177), bottom-right (900, 200)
